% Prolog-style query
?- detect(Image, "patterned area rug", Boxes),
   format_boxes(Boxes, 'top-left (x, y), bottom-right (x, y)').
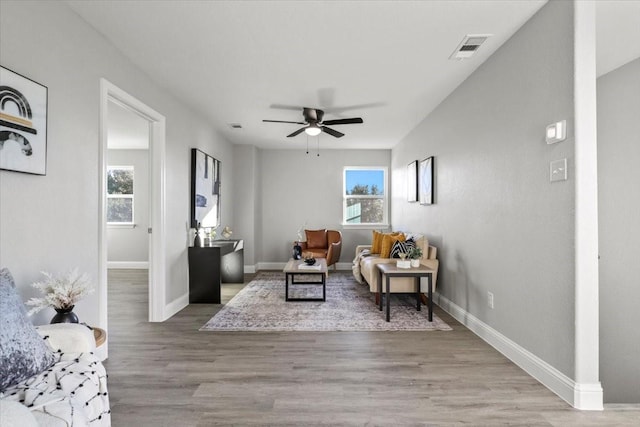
top-left (200, 272), bottom-right (452, 332)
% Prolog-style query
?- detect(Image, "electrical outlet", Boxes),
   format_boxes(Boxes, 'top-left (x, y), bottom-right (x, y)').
top-left (488, 292), bottom-right (494, 309)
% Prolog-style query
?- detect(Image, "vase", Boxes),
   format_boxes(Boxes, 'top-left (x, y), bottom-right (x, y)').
top-left (293, 242), bottom-right (302, 260)
top-left (410, 259), bottom-right (421, 268)
top-left (51, 306), bottom-right (79, 324)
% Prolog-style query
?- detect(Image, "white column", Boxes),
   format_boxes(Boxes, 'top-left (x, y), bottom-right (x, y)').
top-left (573, 0), bottom-right (602, 410)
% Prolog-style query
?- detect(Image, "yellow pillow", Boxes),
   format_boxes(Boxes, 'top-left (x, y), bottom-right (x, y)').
top-left (381, 233), bottom-right (406, 258)
top-left (371, 231), bottom-right (383, 254)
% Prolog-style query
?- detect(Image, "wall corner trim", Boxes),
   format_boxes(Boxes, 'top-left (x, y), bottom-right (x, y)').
top-left (162, 293), bottom-right (189, 322)
top-left (435, 293), bottom-right (600, 410)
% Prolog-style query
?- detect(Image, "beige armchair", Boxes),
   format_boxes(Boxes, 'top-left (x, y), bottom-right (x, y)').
top-left (299, 229), bottom-right (342, 270)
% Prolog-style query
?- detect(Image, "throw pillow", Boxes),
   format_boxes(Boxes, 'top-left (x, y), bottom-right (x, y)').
top-left (371, 230), bottom-right (383, 254)
top-left (380, 233), bottom-right (406, 258)
top-left (305, 229), bottom-right (328, 249)
top-left (390, 238), bottom-right (416, 258)
top-left (0, 268), bottom-right (55, 392)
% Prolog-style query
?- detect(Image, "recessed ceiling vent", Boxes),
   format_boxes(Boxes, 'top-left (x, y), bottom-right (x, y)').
top-left (449, 34), bottom-right (491, 60)
top-left (229, 123), bottom-right (242, 129)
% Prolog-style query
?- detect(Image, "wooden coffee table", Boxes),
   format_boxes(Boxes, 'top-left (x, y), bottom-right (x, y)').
top-left (283, 258), bottom-right (327, 301)
top-left (376, 263), bottom-right (435, 322)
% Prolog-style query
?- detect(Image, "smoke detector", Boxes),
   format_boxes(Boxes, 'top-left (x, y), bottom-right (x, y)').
top-left (449, 34), bottom-right (492, 60)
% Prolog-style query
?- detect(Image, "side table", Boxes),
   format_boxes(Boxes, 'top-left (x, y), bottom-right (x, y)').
top-left (376, 263), bottom-right (434, 322)
top-left (93, 327), bottom-right (106, 348)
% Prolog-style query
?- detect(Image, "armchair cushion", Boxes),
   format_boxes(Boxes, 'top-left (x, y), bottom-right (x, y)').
top-left (305, 229), bottom-right (328, 249)
top-left (0, 268), bottom-right (55, 392)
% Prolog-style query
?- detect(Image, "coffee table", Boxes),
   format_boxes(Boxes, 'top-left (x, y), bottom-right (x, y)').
top-left (376, 263), bottom-right (434, 322)
top-left (283, 258), bottom-right (327, 301)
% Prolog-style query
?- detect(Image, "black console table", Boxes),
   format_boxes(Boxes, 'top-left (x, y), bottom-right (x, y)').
top-left (188, 239), bottom-right (244, 303)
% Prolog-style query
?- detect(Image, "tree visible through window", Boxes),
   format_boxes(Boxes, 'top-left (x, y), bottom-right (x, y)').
top-left (343, 167), bottom-right (387, 225)
top-left (107, 166), bottom-right (134, 224)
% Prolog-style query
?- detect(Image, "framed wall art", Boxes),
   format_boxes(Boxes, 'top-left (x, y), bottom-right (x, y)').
top-left (419, 156), bottom-right (434, 205)
top-left (0, 66), bottom-right (48, 175)
top-left (190, 148), bottom-right (221, 229)
top-left (407, 160), bottom-right (418, 202)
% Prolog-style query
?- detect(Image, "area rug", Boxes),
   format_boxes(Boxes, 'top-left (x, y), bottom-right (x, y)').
top-left (200, 272), bottom-right (452, 332)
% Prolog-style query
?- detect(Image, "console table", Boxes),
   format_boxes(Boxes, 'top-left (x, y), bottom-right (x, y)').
top-left (188, 239), bottom-right (244, 303)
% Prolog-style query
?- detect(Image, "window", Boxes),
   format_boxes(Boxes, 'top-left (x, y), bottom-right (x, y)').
top-left (343, 167), bottom-right (388, 227)
top-left (107, 166), bottom-right (134, 224)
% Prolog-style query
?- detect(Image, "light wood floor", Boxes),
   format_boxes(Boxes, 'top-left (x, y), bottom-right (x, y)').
top-left (106, 269), bottom-right (638, 426)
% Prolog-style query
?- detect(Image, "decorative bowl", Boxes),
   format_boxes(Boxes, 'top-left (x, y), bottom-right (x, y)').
top-left (304, 258), bottom-right (316, 265)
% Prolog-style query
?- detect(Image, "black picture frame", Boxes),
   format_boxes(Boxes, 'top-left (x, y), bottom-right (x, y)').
top-left (407, 160), bottom-right (418, 202)
top-left (419, 156), bottom-right (434, 205)
top-left (0, 66), bottom-right (48, 175)
top-left (190, 148), bottom-right (221, 229)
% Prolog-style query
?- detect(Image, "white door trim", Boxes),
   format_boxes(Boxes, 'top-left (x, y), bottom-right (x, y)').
top-left (99, 79), bottom-right (167, 342)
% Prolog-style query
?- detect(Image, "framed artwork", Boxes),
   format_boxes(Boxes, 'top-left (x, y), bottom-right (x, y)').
top-left (0, 66), bottom-right (48, 175)
top-left (419, 156), bottom-right (434, 205)
top-left (190, 148), bottom-right (221, 229)
top-left (407, 160), bottom-right (418, 202)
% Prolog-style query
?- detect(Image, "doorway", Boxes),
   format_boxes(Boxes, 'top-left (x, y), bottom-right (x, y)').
top-left (99, 80), bottom-right (167, 358)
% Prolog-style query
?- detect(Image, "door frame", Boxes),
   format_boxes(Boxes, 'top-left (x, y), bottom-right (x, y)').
top-left (99, 79), bottom-right (167, 338)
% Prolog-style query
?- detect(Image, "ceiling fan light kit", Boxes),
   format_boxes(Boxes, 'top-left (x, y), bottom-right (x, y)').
top-left (263, 107), bottom-right (363, 139)
top-left (305, 123), bottom-right (322, 136)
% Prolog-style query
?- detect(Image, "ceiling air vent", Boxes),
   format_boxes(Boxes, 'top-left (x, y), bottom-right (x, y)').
top-left (229, 123), bottom-right (242, 129)
top-left (449, 34), bottom-right (491, 60)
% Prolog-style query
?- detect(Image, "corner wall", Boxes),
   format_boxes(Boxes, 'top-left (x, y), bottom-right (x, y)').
top-left (392, 0), bottom-right (577, 395)
top-left (259, 149), bottom-right (390, 265)
top-left (0, 0), bottom-right (233, 326)
top-left (598, 58), bottom-right (640, 404)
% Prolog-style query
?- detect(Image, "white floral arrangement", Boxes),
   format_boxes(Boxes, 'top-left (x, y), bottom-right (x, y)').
top-left (26, 268), bottom-right (95, 316)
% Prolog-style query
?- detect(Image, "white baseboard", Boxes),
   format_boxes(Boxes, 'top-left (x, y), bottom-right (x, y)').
top-left (435, 293), bottom-right (602, 410)
top-left (163, 292), bottom-right (189, 321)
top-left (107, 261), bottom-right (149, 269)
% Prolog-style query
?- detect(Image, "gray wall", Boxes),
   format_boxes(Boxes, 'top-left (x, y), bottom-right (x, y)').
top-left (0, 0), bottom-right (233, 325)
top-left (391, 0), bottom-right (576, 377)
top-left (597, 58), bottom-right (640, 404)
top-left (258, 149), bottom-right (390, 264)
top-left (107, 149), bottom-right (149, 263)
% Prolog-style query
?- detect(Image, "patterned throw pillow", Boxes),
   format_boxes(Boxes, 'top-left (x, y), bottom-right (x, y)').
top-left (390, 238), bottom-right (416, 258)
top-left (0, 268), bottom-right (55, 392)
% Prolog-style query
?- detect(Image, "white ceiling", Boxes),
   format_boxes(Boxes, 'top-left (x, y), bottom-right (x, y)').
top-left (67, 0), bottom-right (639, 151)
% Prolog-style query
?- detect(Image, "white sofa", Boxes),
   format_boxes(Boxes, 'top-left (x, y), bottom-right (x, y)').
top-left (0, 323), bottom-right (111, 427)
top-left (353, 234), bottom-right (439, 295)
top-left (0, 267), bottom-right (110, 427)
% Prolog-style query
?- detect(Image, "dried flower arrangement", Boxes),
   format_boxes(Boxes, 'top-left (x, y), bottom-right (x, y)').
top-left (25, 268), bottom-right (94, 316)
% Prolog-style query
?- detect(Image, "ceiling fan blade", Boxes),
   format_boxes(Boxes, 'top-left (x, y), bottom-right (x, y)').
top-left (322, 117), bottom-right (363, 126)
top-left (321, 126), bottom-right (344, 138)
top-left (287, 127), bottom-right (306, 138)
top-left (263, 119), bottom-right (306, 124)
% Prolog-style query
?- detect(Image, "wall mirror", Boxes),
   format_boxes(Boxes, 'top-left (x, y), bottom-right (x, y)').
top-left (191, 148), bottom-right (221, 229)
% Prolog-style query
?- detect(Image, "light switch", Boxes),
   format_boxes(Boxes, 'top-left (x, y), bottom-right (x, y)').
top-left (550, 158), bottom-right (567, 182)
top-left (546, 120), bottom-right (566, 144)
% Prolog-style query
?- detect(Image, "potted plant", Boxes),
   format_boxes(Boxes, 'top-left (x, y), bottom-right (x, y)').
top-left (407, 246), bottom-right (423, 268)
top-left (26, 268), bottom-right (94, 324)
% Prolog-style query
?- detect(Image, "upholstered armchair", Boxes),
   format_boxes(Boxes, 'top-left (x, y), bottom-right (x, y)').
top-left (299, 229), bottom-right (342, 270)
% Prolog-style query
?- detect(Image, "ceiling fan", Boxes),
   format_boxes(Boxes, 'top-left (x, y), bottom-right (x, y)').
top-left (263, 107), bottom-right (363, 138)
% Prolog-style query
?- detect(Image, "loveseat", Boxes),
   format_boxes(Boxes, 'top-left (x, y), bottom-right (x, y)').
top-left (353, 232), bottom-right (439, 297)
top-left (0, 268), bottom-right (110, 426)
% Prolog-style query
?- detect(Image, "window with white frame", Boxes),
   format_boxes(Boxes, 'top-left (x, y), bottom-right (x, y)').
top-left (343, 167), bottom-right (388, 226)
top-left (107, 166), bottom-right (134, 224)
